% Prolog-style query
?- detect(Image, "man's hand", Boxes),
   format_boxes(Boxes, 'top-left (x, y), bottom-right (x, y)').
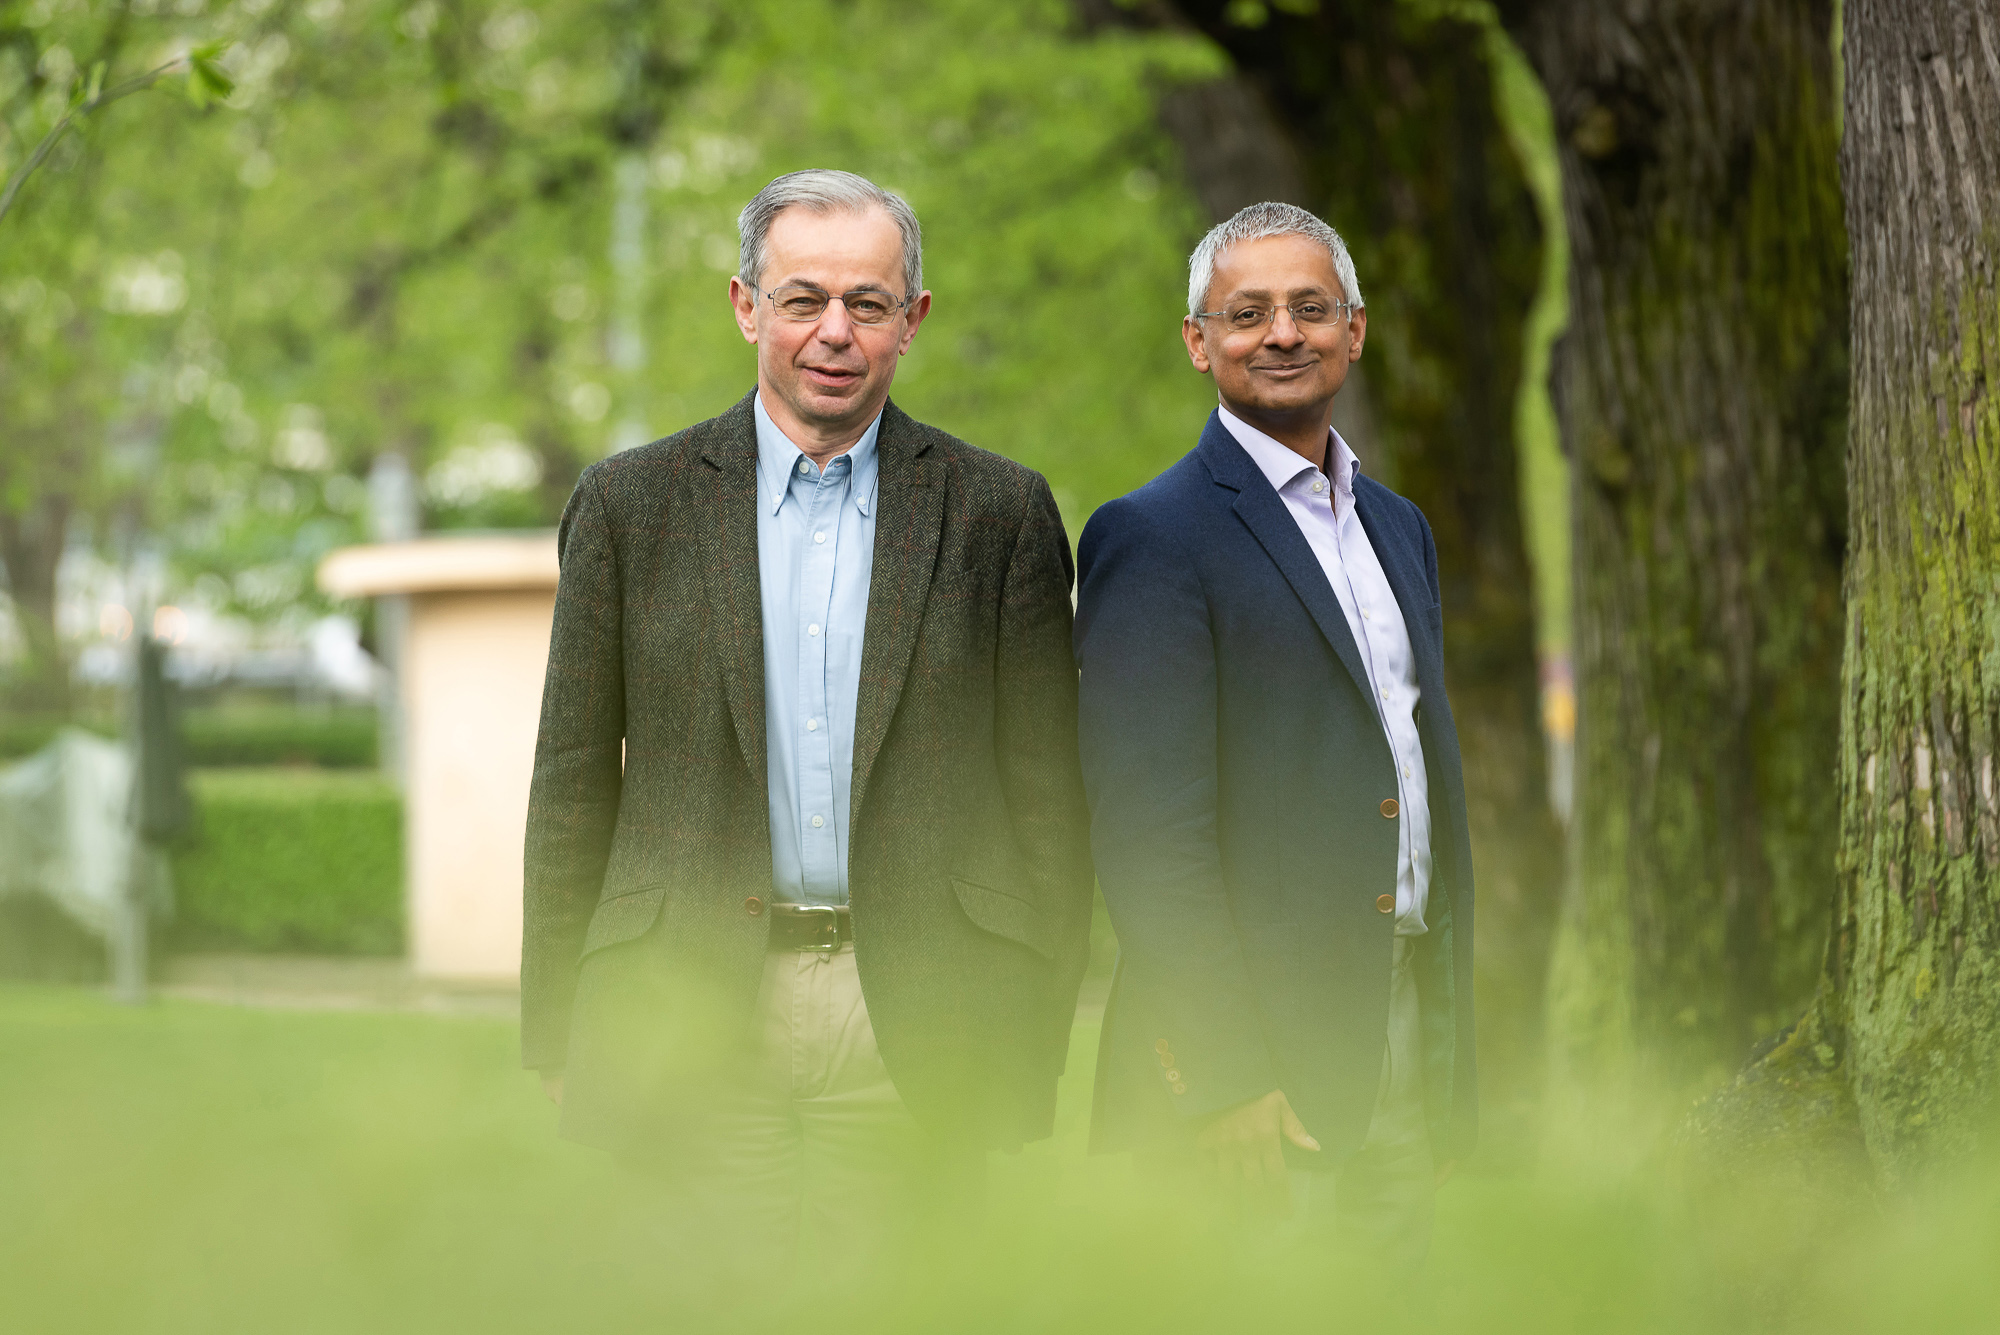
top-left (541, 1072), bottom-right (564, 1106)
top-left (1195, 1088), bottom-right (1318, 1216)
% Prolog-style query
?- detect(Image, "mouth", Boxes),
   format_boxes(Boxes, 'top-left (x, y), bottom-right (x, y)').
top-left (802, 364), bottom-right (865, 390)
top-left (1250, 362), bottom-right (1317, 378)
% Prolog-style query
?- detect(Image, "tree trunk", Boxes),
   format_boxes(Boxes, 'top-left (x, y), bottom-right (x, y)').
top-left (1826, 0), bottom-right (2000, 1182)
top-left (1088, 0), bottom-right (1565, 1131)
top-left (0, 495), bottom-right (73, 714)
top-left (1499, 0), bottom-right (1850, 1099)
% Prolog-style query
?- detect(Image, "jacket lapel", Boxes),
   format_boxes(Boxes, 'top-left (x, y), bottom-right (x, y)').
top-left (851, 401), bottom-right (944, 823)
top-left (1197, 413), bottom-right (1375, 707)
top-left (697, 391), bottom-right (766, 779)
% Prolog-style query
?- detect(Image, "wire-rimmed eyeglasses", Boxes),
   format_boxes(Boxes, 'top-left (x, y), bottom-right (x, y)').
top-left (1193, 298), bottom-right (1359, 333)
top-left (752, 283), bottom-right (911, 325)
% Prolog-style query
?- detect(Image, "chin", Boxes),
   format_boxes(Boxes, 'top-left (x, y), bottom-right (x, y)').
top-left (797, 390), bottom-right (868, 424)
top-left (1238, 386), bottom-right (1329, 414)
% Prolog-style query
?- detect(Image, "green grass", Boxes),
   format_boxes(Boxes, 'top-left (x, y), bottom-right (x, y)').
top-left (3, 985), bottom-right (1998, 1333)
top-left (170, 769), bottom-right (402, 956)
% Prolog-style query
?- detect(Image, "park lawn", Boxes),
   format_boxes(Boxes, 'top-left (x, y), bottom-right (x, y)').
top-left (1, 985), bottom-right (1996, 1334)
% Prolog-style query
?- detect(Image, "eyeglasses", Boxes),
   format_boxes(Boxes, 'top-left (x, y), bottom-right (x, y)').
top-left (1194, 299), bottom-right (1358, 333)
top-left (752, 283), bottom-right (910, 326)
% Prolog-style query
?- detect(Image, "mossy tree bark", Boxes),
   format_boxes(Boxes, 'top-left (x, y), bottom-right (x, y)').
top-left (1497, 0), bottom-right (1850, 1098)
top-left (1825, 0), bottom-right (2000, 1181)
top-left (1089, 0), bottom-right (1565, 1122)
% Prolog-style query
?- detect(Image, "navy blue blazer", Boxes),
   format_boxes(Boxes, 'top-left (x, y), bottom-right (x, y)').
top-left (1075, 410), bottom-right (1477, 1162)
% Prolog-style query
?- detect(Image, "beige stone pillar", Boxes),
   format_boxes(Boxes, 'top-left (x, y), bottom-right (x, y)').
top-left (319, 534), bottom-right (559, 981)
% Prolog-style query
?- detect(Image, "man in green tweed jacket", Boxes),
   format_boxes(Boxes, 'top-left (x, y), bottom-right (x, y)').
top-left (521, 170), bottom-right (1093, 1258)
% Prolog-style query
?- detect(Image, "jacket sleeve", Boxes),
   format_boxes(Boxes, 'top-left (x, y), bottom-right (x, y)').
top-left (993, 475), bottom-right (1097, 1084)
top-left (520, 464), bottom-right (627, 1072)
top-left (1074, 497), bottom-right (1277, 1120)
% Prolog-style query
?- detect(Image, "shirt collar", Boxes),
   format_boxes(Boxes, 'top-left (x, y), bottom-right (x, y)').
top-left (1215, 402), bottom-right (1361, 500)
top-left (754, 391), bottom-right (883, 518)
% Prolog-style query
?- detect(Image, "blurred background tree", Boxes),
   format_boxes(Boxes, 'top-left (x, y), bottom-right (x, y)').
top-left (1495, 0), bottom-right (1850, 1130)
top-left (2, 0), bottom-right (1223, 701)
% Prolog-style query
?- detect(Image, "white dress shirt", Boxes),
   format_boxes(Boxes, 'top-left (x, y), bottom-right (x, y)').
top-left (1216, 404), bottom-right (1432, 936)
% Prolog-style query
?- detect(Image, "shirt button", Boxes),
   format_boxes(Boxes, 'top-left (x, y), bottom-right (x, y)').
top-left (814, 531), bottom-right (826, 544)
top-left (811, 815), bottom-right (825, 828)
top-left (807, 719), bottom-right (819, 732)
top-left (1311, 481), bottom-right (1324, 493)
top-left (1403, 765), bottom-right (1411, 778)
top-left (798, 459), bottom-right (811, 475)
top-left (1381, 687), bottom-right (1390, 700)
top-left (808, 624), bottom-right (821, 637)
top-left (1362, 609), bottom-right (1371, 620)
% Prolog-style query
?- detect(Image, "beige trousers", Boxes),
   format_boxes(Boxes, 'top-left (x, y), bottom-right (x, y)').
top-left (679, 943), bottom-right (963, 1268)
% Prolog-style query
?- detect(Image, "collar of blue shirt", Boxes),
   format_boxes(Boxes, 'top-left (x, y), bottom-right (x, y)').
top-left (1215, 401), bottom-right (1362, 502)
top-left (753, 391), bottom-right (883, 518)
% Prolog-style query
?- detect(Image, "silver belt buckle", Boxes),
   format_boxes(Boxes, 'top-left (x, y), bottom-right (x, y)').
top-left (792, 903), bottom-right (843, 953)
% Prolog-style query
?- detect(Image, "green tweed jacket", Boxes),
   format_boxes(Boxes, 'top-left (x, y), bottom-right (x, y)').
top-left (521, 391), bottom-right (1095, 1153)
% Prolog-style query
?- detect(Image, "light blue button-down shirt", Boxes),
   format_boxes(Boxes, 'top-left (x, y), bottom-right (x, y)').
top-left (1217, 404), bottom-right (1432, 936)
top-left (755, 392), bottom-right (881, 906)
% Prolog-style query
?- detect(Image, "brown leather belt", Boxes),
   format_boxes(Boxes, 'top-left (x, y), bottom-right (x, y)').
top-left (767, 902), bottom-right (852, 952)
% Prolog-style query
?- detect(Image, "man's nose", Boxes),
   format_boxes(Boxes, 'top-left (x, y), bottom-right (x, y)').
top-left (814, 297), bottom-right (856, 345)
top-left (1264, 306), bottom-right (1304, 346)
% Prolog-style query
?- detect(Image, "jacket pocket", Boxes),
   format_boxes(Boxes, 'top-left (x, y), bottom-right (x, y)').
top-left (581, 883), bottom-right (669, 957)
top-left (950, 876), bottom-right (1054, 960)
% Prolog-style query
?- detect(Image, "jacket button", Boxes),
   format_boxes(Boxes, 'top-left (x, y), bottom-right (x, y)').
top-left (1376, 894), bottom-right (1395, 914)
top-left (1154, 1039), bottom-right (1171, 1054)
top-left (744, 896), bottom-right (764, 916)
top-left (1380, 797), bottom-right (1400, 818)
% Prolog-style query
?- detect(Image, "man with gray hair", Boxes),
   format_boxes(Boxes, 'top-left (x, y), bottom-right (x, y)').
top-left (521, 169), bottom-right (1093, 1262)
top-left (1075, 202), bottom-right (1477, 1263)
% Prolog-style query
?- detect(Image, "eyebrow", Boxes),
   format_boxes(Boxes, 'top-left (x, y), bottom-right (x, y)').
top-left (776, 278), bottom-right (896, 294)
top-left (1223, 285), bottom-right (1334, 301)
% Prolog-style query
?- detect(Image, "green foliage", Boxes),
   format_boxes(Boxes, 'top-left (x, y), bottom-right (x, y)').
top-left (3, 987), bottom-right (2000, 1332)
top-left (3, 0), bottom-right (1225, 691)
top-left (169, 767), bottom-right (402, 955)
top-left (179, 705), bottom-right (378, 768)
top-left (0, 705), bottom-right (377, 765)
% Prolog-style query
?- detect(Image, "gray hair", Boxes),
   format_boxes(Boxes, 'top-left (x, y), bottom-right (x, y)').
top-left (1186, 201), bottom-right (1363, 318)
top-left (737, 169), bottom-right (923, 301)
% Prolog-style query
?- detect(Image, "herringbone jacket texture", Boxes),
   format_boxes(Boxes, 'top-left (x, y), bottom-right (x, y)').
top-left (521, 391), bottom-right (1095, 1153)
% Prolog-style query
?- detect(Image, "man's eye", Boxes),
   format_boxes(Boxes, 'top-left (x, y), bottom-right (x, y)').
top-left (779, 297), bottom-right (823, 316)
top-left (847, 298), bottom-right (890, 318)
top-left (1295, 303), bottom-right (1328, 320)
top-left (1231, 307), bottom-right (1266, 325)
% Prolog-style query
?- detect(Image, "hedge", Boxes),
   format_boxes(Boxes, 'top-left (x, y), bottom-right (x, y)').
top-left (1, 707), bottom-right (378, 768)
top-left (169, 768), bottom-right (403, 956)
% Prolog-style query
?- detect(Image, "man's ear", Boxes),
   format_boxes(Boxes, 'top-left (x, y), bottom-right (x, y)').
top-left (728, 276), bottom-right (760, 344)
top-left (1181, 317), bottom-right (1212, 374)
top-left (897, 290), bottom-right (933, 354)
top-left (1346, 307), bottom-right (1367, 363)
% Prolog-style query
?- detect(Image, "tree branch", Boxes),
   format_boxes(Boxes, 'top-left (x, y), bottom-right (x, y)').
top-left (0, 56), bottom-right (190, 227)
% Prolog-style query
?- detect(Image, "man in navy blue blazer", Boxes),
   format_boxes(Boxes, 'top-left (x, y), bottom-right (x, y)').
top-left (1075, 202), bottom-right (1475, 1258)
